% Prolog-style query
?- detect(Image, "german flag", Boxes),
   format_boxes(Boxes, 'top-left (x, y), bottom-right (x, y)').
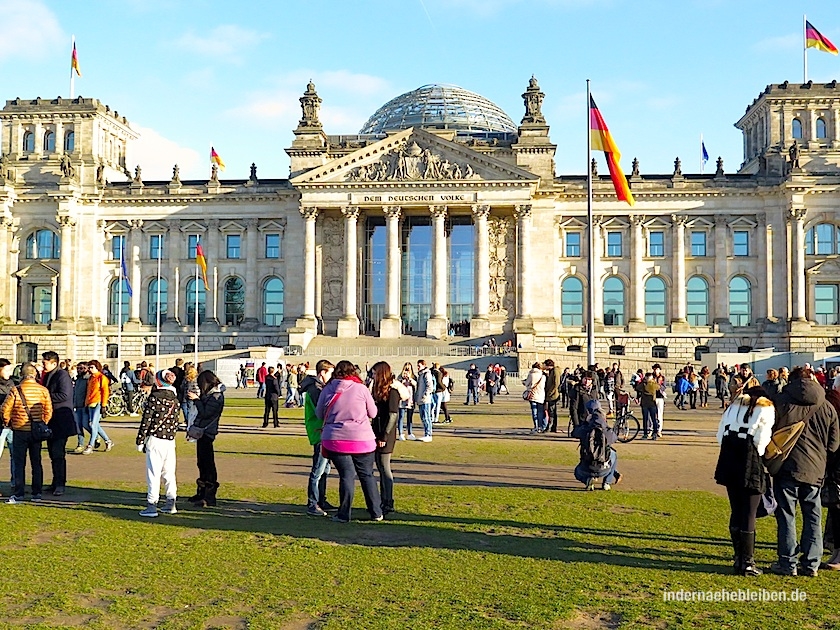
top-left (210, 146), bottom-right (226, 170)
top-left (196, 242), bottom-right (209, 290)
top-left (589, 96), bottom-right (635, 206)
top-left (806, 21), bottom-right (838, 55)
top-left (71, 42), bottom-right (82, 77)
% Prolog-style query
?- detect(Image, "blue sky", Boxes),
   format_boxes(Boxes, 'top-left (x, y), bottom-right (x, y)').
top-left (1, 0), bottom-right (838, 181)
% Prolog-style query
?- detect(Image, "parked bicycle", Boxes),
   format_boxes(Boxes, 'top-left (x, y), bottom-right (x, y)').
top-left (103, 387), bottom-right (148, 418)
top-left (566, 393), bottom-right (640, 443)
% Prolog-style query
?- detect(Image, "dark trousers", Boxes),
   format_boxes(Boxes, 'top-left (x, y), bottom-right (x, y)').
top-left (688, 390), bottom-right (697, 409)
top-left (375, 451), bottom-right (394, 512)
top-left (699, 390), bottom-right (708, 406)
top-left (546, 398), bottom-right (560, 432)
top-left (196, 436), bottom-right (217, 484)
top-left (12, 430), bottom-right (43, 498)
top-left (486, 384), bottom-right (495, 404)
top-left (726, 485), bottom-right (761, 532)
top-left (263, 395), bottom-right (279, 426)
top-left (46, 435), bottom-right (68, 488)
top-left (326, 449), bottom-right (381, 521)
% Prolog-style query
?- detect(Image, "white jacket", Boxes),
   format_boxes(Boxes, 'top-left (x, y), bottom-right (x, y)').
top-left (415, 368), bottom-right (435, 405)
top-left (522, 368), bottom-right (546, 404)
top-left (716, 394), bottom-right (775, 456)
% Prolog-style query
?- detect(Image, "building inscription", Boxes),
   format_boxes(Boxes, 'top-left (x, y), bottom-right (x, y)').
top-left (351, 192), bottom-right (477, 205)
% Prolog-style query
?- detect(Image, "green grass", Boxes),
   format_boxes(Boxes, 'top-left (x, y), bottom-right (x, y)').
top-left (0, 484), bottom-right (833, 629)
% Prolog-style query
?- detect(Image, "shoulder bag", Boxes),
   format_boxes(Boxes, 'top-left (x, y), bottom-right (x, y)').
top-left (17, 386), bottom-right (52, 441)
top-left (764, 404), bottom-right (820, 476)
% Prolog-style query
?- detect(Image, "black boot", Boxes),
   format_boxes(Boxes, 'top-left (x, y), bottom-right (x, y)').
top-left (729, 526), bottom-right (742, 574)
top-left (200, 482), bottom-right (219, 507)
top-left (739, 530), bottom-right (762, 576)
top-left (188, 480), bottom-right (205, 504)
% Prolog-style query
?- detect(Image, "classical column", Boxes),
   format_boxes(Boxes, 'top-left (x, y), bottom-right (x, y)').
top-left (243, 218), bottom-right (259, 326)
top-left (755, 214), bottom-right (767, 324)
top-left (205, 219), bottom-right (220, 327)
top-left (671, 215), bottom-right (688, 329)
top-left (127, 219), bottom-right (142, 325)
top-left (713, 216), bottom-right (729, 326)
top-left (790, 207), bottom-right (808, 325)
top-left (56, 215), bottom-right (76, 322)
top-left (591, 217), bottom-right (604, 328)
top-left (337, 206), bottom-right (360, 338)
top-left (629, 215), bottom-right (646, 329)
top-left (165, 219), bottom-right (179, 324)
top-left (173, 266), bottom-right (180, 323)
top-left (513, 204), bottom-right (533, 334)
top-left (427, 205), bottom-right (449, 339)
top-left (765, 218), bottom-right (774, 321)
top-left (380, 206), bottom-right (403, 338)
top-left (298, 206), bottom-right (318, 326)
top-left (471, 204), bottom-right (491, 336)
top-left (0, 217), bottom-right (9, 322)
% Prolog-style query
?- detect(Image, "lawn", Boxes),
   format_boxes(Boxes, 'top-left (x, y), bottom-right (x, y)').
top-left (0, 397), bottom-right (832, 629)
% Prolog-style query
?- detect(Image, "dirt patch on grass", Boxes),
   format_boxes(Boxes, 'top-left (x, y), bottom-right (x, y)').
top-left (559, 611), bottom-right (622, 629)
top-left (203, 615), bottom-right (248, 629)
top-left (279, 614), bottom-right (323, 630)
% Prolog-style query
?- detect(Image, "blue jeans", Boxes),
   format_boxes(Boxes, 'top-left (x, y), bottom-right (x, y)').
top-left (181, 401), bottom-right (197, 426)
top-left (398, 408), bottom-right (414, 435)
top-left (307, 444), bottom-right (332, 509)
top-left (418, 402), bottom-right (433, 437)
top-left (86, 404), bottom-right (111, 447)
top-left (641, 406), bottom-right (659, 436)
top-left (530, 401), bottom-right (545, 431)
top-left (432, 392), bottom-right (442, 423)
top-left (323, 449), bottom-right (381, 521)
top-left (73, 407), bottom-right (87, 445)
top-left (257, 382), bottom-right (265, 398)
top-left (0, 427), bottom-right (18, 490)
top-left (774, 476), bottom-right (823, 572)
top-left (466, 386), bottom-right (479, 405)
top-left (574, 449), bottom-right (618, 486)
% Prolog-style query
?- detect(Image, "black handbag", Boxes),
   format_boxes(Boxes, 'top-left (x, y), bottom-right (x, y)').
top-left (17, 386), bottom-right (52, 441)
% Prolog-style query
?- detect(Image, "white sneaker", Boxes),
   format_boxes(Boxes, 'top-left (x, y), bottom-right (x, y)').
top-left (82, 446), bottom-right (93, 455)
top-left (420, 435), bottom-right (433, 443)
top-left (407, 434), bottom-right (417, 441)
top-left (105, 440), bottom-right (115, 452)
top-left (397, 434), bottom-right (406, 441)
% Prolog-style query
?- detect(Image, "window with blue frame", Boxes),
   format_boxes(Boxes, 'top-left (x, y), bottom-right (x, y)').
top-left (565, 232), bottom-right (581, 257)
top-left (648, 231), bottom-right (664, 257)
top-left (265, 233), bottom-right (281, 258)
top-left (226, 234), bottom-right (241, 259)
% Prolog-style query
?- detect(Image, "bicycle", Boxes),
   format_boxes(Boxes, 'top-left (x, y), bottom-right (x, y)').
top-left (104, 392), bottom-right (126, 417)
top-left (611, 405), bottom-right (640, 443)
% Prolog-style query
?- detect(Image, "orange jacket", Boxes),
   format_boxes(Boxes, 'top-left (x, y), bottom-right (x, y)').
top-left (1, 378), bottom-right (53, 430)
top-left (85, 372), bottom-right (110, 407)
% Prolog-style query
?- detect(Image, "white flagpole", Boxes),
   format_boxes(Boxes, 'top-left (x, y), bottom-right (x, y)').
top-left (194, 237), bottom-right (200, 368)
top-left (155, 249), bottom-right (161, 368)
top-left (700, 133), bottom-right (704, 174)
top-left (804, 14), bottom-right (808, 83)
top-left (70, 35), bottom-right (75, 99)
top-left (586, 79), bottom-right (595, 369)
top-left (117, 243), bottom-right (123, 368)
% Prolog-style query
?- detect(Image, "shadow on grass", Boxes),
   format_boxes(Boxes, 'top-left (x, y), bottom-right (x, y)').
top-left (40, 487), bottom-right (728, 575)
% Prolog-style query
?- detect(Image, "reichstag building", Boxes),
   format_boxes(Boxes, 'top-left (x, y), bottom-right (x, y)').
top-left (0, 77), bottom-right (838, 363)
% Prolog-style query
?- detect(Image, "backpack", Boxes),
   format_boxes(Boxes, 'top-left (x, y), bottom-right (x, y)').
top-left (581, 421), bottom-right (610, 470)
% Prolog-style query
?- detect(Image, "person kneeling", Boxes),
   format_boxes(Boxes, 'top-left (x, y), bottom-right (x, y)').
top-left (572, 400), bottom-right (621, 491)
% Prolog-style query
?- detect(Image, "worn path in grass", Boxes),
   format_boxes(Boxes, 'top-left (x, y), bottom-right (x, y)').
top-left (57, 394), bottom-right (725, 499)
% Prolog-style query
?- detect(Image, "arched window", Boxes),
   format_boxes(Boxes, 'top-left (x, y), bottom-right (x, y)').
top-left (224, 277), bottom-right (245, 326)
top-left (644, 276), bottom-right (667, 326)
top-left (805, 223), bottom-right (837, 255)
top-left (263, 277), bottom-right (285, 325)
top-left (185, 278), bottom-right (206, 325)
top-left (22, 131), bottom-right (34, 152)
top-left (561, 276), bottom-right (584, 326)
top-left (792, 118), bottom-right (803, 139)
top-left (64, 130), bottom-right (74, 152)
top-left (817, 117), bottom-right (827, 139)
top-left (43, 130), bottom-right (55, 152)
top-left (686, 276), bottom-right (709, 326)
top-left (146, 278), bottom-right (168, 324)
top-left (108, 279), bottom-right (129, 326)
top-left (603, 277), bottom-right (625, 326)
top-left (25, 230), bottom-right (60, 259)
top-left (729, 276), bottom-right (752, 326)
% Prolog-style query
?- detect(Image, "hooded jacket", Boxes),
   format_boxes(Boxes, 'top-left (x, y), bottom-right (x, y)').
top-left (522, 368), bottom-right (546, 404)
top-left (136, 387), bottom-right (180, 443)
top-left (316, 377), bottom-right (377, 454)
top-left (773, 377), bottom-right (840, 486)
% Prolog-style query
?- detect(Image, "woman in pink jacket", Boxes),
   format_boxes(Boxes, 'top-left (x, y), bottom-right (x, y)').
top-left (316, 360), bottom-right (382, 523)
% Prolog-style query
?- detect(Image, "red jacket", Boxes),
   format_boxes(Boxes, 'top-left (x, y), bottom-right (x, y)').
top-left (256, 366), bottom-right (267, 384)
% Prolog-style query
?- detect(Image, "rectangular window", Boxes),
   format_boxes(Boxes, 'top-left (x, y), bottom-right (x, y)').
top-left (150, 234), bottom-right (164, 260)
top-left (733, 230), bottom-right (749, 256)
top-left (606, 231), bottom-right (623, 258)
top-left (187, 235), bottom-right (199, 259)
top-left (265, 233), bottom-right (281, 259)
top-left (649, 231), bottom-right (665, 257)
top-left (111, 234), bottom-right (126, 261)
top-left (815, 284), bottom-right (840, 325)
top-left (690, 231), bottom-right (706, 257)
top-left (565, 232), bottom-right (581, 258)
top-left (226, 234), bottom-right (241, 259)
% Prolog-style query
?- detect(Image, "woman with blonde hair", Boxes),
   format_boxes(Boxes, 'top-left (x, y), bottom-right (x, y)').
top-left (397, 362), bottom-right (416, 441)
top-left (180, 364), bottom-right (200, 430)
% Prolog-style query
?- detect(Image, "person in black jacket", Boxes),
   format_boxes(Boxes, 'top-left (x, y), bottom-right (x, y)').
top-left (370, 362), bottom-right (409, 516)
top-left (40, 352), bottom-right (76, 496)
top-left (0, 358), bottom-right (16, 492)
top-left (569, 372), bottom-right (596, 430)
top-left (186, 370), bottom-right (224, 507)
top-left (262, 367), bottom-right (280, 428)
top-left (571, 399), bottom-right (621, 490)
top-left (770, 367), bottom-right (840, 577)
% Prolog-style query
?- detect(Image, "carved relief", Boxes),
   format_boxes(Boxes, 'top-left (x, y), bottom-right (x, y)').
top-left (488, 217), bottom-right (515, 315)
top-left (319, 214), bottom-right (344, 318)
top-left (346, 140), bottom-right (480, 182)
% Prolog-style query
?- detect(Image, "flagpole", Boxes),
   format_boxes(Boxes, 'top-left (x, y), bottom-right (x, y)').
top-left (70, 35), bottom-right (75, 99)
top-left (700, 133), bottom-right (704, 174)
top-left (194, 238), bottom-right (200, 368)
top-left (586, 79), bottom-right (595, 369)
top-left (804, 14), bottom-right (808, 83)
top-left (117, 244), bottom-right (123, 370)
top-left (155, 250), bottom-right (161, 369)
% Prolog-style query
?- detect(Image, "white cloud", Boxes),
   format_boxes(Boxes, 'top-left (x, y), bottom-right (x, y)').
top-left (752, 33), bottom-right (800, 54)
top-left (125, 124), bottom-right (202, 180)
top-left (173, 25), bottom-right (269, 62)
top-left (0, 0), bottom-right (63, 62)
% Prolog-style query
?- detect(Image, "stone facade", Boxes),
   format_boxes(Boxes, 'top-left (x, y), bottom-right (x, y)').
top-left (2, 81), bottom-right (840, 364)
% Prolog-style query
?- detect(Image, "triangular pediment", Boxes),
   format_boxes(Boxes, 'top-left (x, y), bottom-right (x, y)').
top-left (291, 127), bottom-right (538, 186)
top-left (14, 261), bottom-right (58, 279)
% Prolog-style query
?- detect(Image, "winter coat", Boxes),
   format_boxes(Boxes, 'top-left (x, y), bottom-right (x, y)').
top-left (714, 394), bottom-right (775, 492)
top-left (300, 374), bottom-right (327, 446)
top-left (466, 368), bottom-right (481, 389)
top-left (823, 389), bottom-right (840, 505)
top-left (761, 378), bottom-right (783, 401)
top-left (0, 378), bottom-right (13, 408)
top-left (398, 376), bottom-right (416, 409)
top-left (73, 374), bottom-right (88, 409)
top-left (193, 386), bottom-right (224, 441)
top-left (85, 372), bottom-right (110, 407)
top-left (570, 383), bottom-right (596, 420)
top-left (635, 377), bottom-right (658, 410)
top-left (773, 378), bottom-right (840, 486)
top-left (317, 378), bottom-right (377, 452)
top-left (544, 366), bottom-right (562, 402)
top-left (414, 368), bottom-right (435, 405)
top-left (522, 368), bottom-right (546, 404)
top-left (41, 367), bottom-right (77, 439)
top-left (1, 378), bottom-right (53, 430)
top-left (372, 382), bottom-right (408, 455)
top-left (264, 374), bottom-right (281, 398)
top-left (136, 388), bottom-right (180, 444)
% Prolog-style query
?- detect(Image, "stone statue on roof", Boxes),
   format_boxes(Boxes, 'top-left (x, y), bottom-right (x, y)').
top-left (521, 75), bottom-right (546, 125)
top-left (299, 81), bottom-right (323, 128)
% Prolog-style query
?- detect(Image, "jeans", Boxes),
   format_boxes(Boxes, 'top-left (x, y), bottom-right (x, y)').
top-left (375, 451), bottom-right (394, 512)
top-left (12, 429), bottom-right (42, 498)
top-left (688, 390), bottom-right (697, 409)
top-left (466, 386), bottom-right (479, 405)
top-left (257, 382), bottom-right (265, 398)
top-left (307, 443), bottom-right (331, 509)
top-left (774, 476), bottom-right (822, 572)
top-left (324, 449), bottom-right (381, 521)
top-left (641, 406), bottom-right (659, 436)
top-left (606, 391), bottom-right (615, 414)
top-left (0, 427), bottom-right (18, 489)
top-left (573, 449), bottom-right (618, 485)
top-left (145, 436), bottom-right (177, 504)
top-left (196, 436), bottom-right (217, 484)
top-left (181, 401), bottom-right (197, 427)
top-left (418, 402), bottom-right (433, 437)
top-left (86, 404), bottom-right (110, 447)
top-left (431, 392), bottom-right (442, 423)
top-left (73, 408), bottom-right (87, 446)
top-left (655, 398), bottom-right (665, 435)
top-left (530, 401), bottom-right (545, 431)
top-left (546, 399), bottom-right (560, 432)
top-left (699, 390), bottom-right (709, 406)
top-left (398, 408), bottom-right (414, 435)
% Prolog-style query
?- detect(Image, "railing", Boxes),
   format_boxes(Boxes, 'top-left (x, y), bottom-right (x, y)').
top-left (300, 345), bottom-right (517, 358)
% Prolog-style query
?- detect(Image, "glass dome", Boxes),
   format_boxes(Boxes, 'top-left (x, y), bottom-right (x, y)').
top-left (359, 84), bottom-right (517, 136)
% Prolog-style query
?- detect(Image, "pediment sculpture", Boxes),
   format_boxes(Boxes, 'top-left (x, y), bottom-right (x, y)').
top-left (346, 141), bottom-right (480, 182)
